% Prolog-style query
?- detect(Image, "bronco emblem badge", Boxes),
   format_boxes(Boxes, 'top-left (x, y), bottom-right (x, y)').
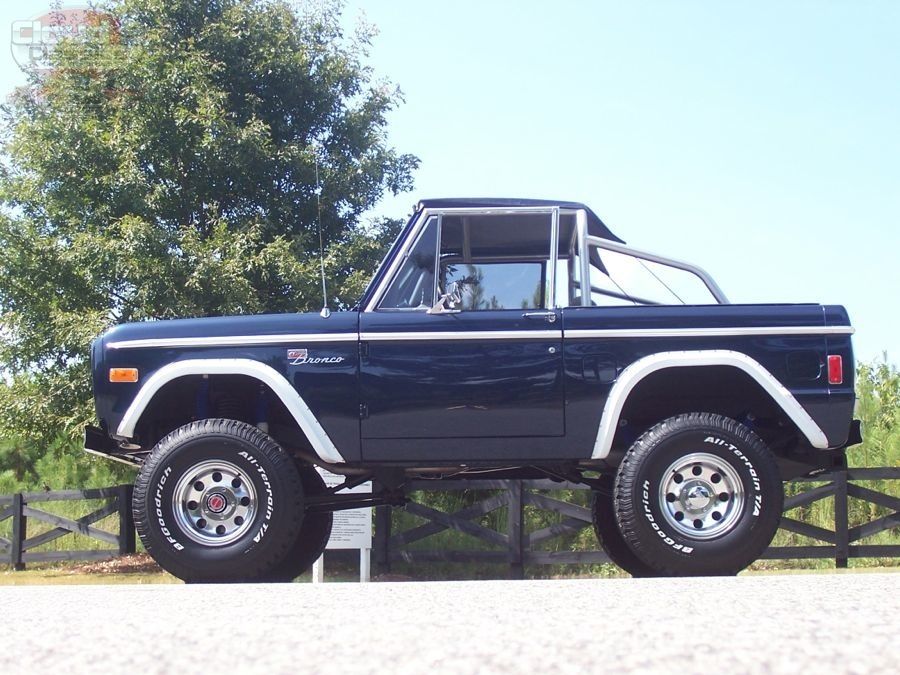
top-left (288, 348), bottom-right (344, 366)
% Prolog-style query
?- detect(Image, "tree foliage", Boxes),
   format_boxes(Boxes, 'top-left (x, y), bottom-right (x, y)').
top-left (0, 0), bottom-right (417, 444)
top-left (851, 357), bottom-right (900, 469)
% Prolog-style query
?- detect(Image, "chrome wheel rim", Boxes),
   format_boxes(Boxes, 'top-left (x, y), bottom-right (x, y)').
top-left (172, 460), bottom-right (257, 546)
top-left (658, 452), bottom-right (744, 540)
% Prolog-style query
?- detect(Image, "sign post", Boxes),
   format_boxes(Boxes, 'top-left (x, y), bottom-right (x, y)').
top-left (312, 470), bottom-right (373, 583)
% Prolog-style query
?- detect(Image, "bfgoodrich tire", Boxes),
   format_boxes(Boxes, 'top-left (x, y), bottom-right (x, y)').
top-left (591, 475), bottom-right (658, 578)
top-left (614, 413), bottom-right (782, 577)
top-left (260, 465), bottom-right (333, 582)
top-left (133, 419), bottom-right (305, 583)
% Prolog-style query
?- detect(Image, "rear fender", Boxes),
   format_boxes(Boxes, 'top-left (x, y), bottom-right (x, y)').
top-left (591, 350), bottom-right (829, 459)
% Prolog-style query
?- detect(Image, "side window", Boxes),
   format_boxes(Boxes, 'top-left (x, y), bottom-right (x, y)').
top-left (439, 213), bottom-right (553, 310)
top-left (564, 242), bottom-right (719, 306)
top-left (445, 262), bottom-right (544, 311)
top-left (379, 216), bottom-right (438, 310)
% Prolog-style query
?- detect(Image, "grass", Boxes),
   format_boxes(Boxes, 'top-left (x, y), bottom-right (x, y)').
top-left (0, 568), bottom-right (176, 586)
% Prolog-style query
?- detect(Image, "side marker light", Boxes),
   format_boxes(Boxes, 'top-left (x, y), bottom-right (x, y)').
top-left (110, 368), bottom-right (139, 383)
top-left (827, 355), bottom-right (843, 385)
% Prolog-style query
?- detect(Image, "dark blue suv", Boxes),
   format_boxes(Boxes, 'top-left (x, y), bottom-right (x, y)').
top-left (86, 198), bottom-right (860, 581)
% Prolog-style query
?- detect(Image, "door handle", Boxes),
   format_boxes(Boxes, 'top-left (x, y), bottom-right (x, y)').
top-left (522, 311), bottom-right (557, 324)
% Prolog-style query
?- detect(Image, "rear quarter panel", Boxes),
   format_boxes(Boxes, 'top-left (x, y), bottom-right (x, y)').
top-left (562, 303), bottom-right (852, 454)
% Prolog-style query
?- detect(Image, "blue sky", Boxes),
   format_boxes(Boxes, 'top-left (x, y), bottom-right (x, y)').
top-left (2, 1), bottom-right (897, 363)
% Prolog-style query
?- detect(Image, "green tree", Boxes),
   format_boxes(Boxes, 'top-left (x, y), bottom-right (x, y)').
top-left (851, 356), bottom-right (900, 469)
top-left (0, 0), bottom-right (417, 446)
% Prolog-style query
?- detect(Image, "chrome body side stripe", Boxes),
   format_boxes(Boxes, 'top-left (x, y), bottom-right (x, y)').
top-left (566, 326), bottom-right (855, 339)
top-left (359, 330), bottom-right (560, 342)
top-left (116, 359), bottom-right (345, 464)
top-left (108, 333), bottom-right (358, 349)
top-left (591, 350), bottom-right (830, 460)
top-left (107, 325), bottom-right (853, 350)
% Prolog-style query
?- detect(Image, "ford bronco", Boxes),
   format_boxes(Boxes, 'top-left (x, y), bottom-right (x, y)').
top-left (85, 198), bottom-right (860, 581)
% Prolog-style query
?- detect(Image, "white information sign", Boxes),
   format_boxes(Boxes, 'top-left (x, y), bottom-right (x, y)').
top-left (313, 469), bottom-right (373, 582)
top-left (318, 469), bottom-right (373, 549)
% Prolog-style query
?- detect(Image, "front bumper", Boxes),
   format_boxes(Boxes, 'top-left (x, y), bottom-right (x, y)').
top-left (83, 425), bottom-right (143, 467)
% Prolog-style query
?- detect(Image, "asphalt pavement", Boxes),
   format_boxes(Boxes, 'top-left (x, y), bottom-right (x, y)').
top-left (1, 573), bottom-right (897, 674)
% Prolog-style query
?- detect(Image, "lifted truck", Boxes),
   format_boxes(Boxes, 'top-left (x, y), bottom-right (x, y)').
top-left (86, 198), bottom-right (860, 581)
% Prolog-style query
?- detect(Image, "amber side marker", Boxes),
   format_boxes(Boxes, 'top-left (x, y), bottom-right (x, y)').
top-left (109, 367), bottom-right (139, 383)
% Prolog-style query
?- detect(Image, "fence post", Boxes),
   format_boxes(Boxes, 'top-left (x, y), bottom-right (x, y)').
top-left (834, 470), bottom-right (849, 568)
top-left (118, 484), bottom-right (136, 555)
top-left (507, 481), bottom-right (524, 580)
top-left (11, 493), bottom-right (26, 571)
top-left (374, 504), bottom-right (392, 575)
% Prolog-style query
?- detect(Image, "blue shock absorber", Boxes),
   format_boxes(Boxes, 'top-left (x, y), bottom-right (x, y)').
top-left (255, 385), bottom-right (269, 433)
top-left (195, 377), bottom-right (210, 420)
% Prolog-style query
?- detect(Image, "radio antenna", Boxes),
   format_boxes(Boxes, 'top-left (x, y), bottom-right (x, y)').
top-left (314, 149), bottom-right (330, 319)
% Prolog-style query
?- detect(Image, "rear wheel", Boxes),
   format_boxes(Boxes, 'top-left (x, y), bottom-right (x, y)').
top-left (614, 413), bottom-right (782, 576)
top-left (133, 419), bottom-right (305, 583)
top-left (261, 466), bottom-right (334, 582)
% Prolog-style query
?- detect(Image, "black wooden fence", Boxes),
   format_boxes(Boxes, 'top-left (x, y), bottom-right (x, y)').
top-left (0, 485), bottom-right (135, 570)
top-left (2, 470), bottom-right (898, 574)
top-left (374, 468), bottom-right (900, 578)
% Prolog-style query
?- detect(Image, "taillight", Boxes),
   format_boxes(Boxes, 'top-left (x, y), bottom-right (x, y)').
top-left (827, 355), bottom-right (843, 385)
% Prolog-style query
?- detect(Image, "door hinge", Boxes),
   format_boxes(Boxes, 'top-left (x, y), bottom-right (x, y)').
top-left (359, 403), bottom-right (369, 420)
top-left (359, 341), bottom-right (369, 358)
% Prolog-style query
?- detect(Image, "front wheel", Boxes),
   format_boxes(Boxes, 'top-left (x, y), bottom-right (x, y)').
top-left (133, 419), bottom-right (305, 583)
top-left (614, 413), bottom-right (782, 576)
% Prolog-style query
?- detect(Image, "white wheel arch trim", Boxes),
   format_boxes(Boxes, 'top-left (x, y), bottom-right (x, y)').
top-left (591, 350), bottom-right (830, 459)
top-left (116, 359), bottom-right (345, 464)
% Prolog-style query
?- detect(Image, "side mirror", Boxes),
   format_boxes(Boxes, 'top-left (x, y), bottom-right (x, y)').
top-left (427, 282), bottom-right (461, 314)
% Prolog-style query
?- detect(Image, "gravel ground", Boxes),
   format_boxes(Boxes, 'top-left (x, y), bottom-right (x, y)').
top-left (1, 573), bottom-right (897, 674)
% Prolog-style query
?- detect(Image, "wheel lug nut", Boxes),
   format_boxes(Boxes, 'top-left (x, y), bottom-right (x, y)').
top-left (719, 493), bottom-right (729, 502)
top-left (187, 500), bottom-right (198, 511)
top-left (231, 478), bottom-right (242, 489)
top-left (711, 473), bottom-right (721, 484)
top-left (197, 518), bottom-right (207, 529)
top-left (234, 516), bottom-right (244, 526)
top-left (692, 466), bottom-right (702, 476)
top-left (215, 525), bottom-right (226, 535)
top-left (212, 471), bottom-right (222, 482)
top-left (673, 473), bottom-right (683, 484)
top-left (712, 511), bottom-right (722, 521)
top-left (666, 493), bottom-right (677, 502)
top-left (193, 481), bottom-right (204, 491)
top-left (693, 519), bottom-right (703, 529)
top-left (240, 497), bottom-right (250, 507)
top-left (674, 511), bottom-right (684, 521)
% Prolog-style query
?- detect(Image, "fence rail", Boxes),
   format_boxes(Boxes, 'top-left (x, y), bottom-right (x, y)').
top-left (374, 468), bottom-right (900, 578)
top-left (0, 485), bottom-right (135, 569)
top-left (760, 468), bottom-right (900, 565)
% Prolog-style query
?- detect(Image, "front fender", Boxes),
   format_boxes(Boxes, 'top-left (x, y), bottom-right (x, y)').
top-left (116, 359), bottom-right (346, 464)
